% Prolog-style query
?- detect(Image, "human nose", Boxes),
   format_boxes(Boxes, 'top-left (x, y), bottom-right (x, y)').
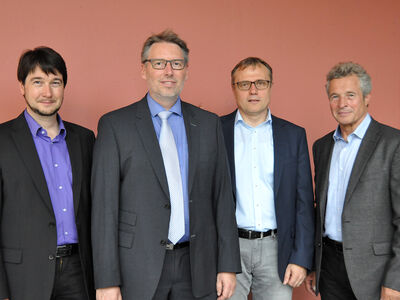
top-left (337, 96), bottom-right (347, 108)
top-left (164, 61), bottom-right (173, 75)
top-left (41, 83), bottom-right (52, 97)
top-left (249, 82), bottom-right (258, 94)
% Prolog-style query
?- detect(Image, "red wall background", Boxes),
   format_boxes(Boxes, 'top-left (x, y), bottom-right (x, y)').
top-left (1, 1), bottom-right (399, 299)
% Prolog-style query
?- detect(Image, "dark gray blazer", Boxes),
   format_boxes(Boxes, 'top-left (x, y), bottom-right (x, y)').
top-left (313, 119), bottom-right (400, 299)
top-left (221, 111), bottom-right (315, 282)
top-left (91, 97), bottom-right (241, 299)
top-left (0, 113), bottom-right (95, 300)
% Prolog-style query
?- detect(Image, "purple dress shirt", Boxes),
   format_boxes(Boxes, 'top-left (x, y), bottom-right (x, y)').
top-left (24, 110), bottom-right (78, 245)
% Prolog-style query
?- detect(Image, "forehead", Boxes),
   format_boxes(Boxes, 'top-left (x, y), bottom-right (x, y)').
top-left (147, 42), bottom-right (184, 59)
top-left (329, 75), bottom-right (361, 93)
top-left (26, 66), bottom-right (62, 80)
top-left (234, 64), bottom-right (271, 81)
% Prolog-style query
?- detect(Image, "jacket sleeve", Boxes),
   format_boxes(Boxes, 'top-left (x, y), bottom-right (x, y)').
top-left (383, 142), bottom-right (400, 292)
top-left (91, 115), bottom-right (122, 289)
top-left (288, 128), bottom-right (315, 270)
top-left (214, 119), bottom-right (242, 273)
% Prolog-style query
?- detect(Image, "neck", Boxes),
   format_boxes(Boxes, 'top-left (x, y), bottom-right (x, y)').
top-left (27, 109), bottom-right (60, 139)
top-left (149, 92), bottom-right (178, 110)
top-left (240, 109), bottom-right (269, 128)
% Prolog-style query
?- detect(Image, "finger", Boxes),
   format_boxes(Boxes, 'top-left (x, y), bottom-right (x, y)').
top-left (216, 277), bottom-right (222, 297)
top-left (283, 268), bottom-right (291, 285)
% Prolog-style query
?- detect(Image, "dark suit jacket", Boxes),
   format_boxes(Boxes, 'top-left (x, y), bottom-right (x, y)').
top-left (313, 119), bottom-right (400, 300)
top-left (0, 113), bottom-right (95, 300)
top-left (220, 111), bottom-right (315, 282)
top-left (91, 97), bottom-right (241, 299)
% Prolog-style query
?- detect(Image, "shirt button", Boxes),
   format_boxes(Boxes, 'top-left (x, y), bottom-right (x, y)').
top-left (63, 208), bottom-right (67, 212)
top-left (65, 232), bottom-right (68, 235)
top-left (54, 163), bottom-right (59, 167)
top-left (41, 130), bottom-right (45, 135)
top-left (59, 186), bottom-right (63, 190)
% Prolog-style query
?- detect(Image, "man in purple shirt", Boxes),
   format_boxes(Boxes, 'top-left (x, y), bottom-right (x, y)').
top-left (0, 47), bottom-right (95, 300)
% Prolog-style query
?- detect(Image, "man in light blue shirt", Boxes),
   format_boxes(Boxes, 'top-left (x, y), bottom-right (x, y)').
top-left (221, 57), bottom-right (315, 300)
top-left (306, 62), bottom-right (400, 300)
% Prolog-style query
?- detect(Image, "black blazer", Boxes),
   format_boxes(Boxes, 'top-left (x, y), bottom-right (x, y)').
top-left (91, 97), bottom-right (241, 299)
top-left (0, 113), bottom-right (95, 300)
top-left (221, 110), bottom-right (315, 281)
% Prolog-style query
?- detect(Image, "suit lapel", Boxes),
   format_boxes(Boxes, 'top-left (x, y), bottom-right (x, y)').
top-left (65, 124), bottom-right (83, 216)
top-left (134, 98), bottom-right (170, 198)
top-left (182, 102), bottom-right (199, 196)
top-left (344, 120), bottom-right (381, 205)
top-left (11, 113), bottom-right (54, 214)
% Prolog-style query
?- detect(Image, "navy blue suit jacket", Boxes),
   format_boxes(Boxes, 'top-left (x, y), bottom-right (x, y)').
top-left (221, 110), bottom-right (315, 281)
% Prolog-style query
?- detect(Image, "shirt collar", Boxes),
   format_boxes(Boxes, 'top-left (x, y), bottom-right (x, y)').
top-left (24, 109), bottom-right (66, 138)
top-left (234, 109), bottom-right (272, 128)
top-left (333, 113), bottom-right (371, 142)
top-left (146, 93), bottom-right (183, 117)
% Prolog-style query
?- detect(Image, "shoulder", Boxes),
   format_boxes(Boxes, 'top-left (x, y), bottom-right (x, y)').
top-left (182, 101), bottom-right (218, 120)
top-left (0, 114), bottom-right (25, 136)
top-left (313, 131), bottom-right (334, 149)
top-left (220, 111), bottom-right (237, 124)
top-left (64, 121), bottom-right (94, 139)
top-left (372, 119), bottom-right (400, 139)
top-left (272, 115), bottom-right (305, 132)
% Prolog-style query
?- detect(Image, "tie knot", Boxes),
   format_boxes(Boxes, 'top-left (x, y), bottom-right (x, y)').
top-left (158, 110), bottom-right (173, 121)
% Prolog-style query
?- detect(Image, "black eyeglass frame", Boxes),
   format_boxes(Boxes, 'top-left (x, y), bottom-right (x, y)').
top-left (142, 59), bottom-right (187, 70)
top-left (232, 80), bottom-right (272, 90)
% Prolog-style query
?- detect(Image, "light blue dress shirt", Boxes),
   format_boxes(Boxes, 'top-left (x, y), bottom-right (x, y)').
top-left (147, 94), bottom-right (190, 242)
top-left (234, 110), bottom-right (277, 231)
top-left (325, 114), bottom-right (371, 242)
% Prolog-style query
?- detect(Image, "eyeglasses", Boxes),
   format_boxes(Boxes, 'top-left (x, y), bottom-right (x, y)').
top-left (142, 59), bottom-right (186, 70)
top-left (233, 80), bottom-right (271, 91)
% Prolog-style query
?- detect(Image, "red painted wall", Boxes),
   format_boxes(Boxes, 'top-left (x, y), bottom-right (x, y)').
top-left (1, 1), bottom-right (399, 299)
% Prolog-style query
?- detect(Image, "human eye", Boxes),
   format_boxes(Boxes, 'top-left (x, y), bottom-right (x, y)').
top-left (238, 81), bottom-right (250, 89)
top-left (329, 94), bottom-right (339, 101)
top-left (346, 92), bottom-right (355, 99)
top-left (51, 80), bottom-right (62, 87)
top-left (172, 60), bottom-right (184, 68)
top-left (256, 80), bottom-right (268, 89)
top-left (152, 59), bottom-right (165, 68)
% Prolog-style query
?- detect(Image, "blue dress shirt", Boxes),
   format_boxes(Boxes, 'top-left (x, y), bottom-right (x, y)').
top-left (146, 94), bottom-right (190, 242)
top-left (234, 110), bottom-right (277, 231)
top-left (325, 113), bottom-right (372, 242)
top-left (24, 110), bottom-right (78, 245)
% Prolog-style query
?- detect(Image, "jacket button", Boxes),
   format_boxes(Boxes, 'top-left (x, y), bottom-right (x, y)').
top-left (48, 254), bottom-right (55, 260)
top-left (160, 240), bottom-right (167, 246)
top-left (164, 203), bottom-right (171, 209)
top-left (317, 243), bottom-right (321, 247)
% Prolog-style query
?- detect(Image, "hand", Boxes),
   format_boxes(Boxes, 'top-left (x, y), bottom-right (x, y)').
top-left (381, 286), bottom-right (400, 300)
top-left (283, 264), bottom-right (307, 288)
top-left (304, 271), bottom-right (318, 296)
top-left (216, 272), bottom-right (236, 299)
top-left (96, 286), bottom-right (122, 300)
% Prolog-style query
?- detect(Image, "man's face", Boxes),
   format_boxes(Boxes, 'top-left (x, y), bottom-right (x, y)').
top-left (232, 64), bottom-right (272, 121)
top-left (20, 66), bottom-right (64, 118)
top-left (328, 75), bottom-right (370, 133)
top-left (141, 42), bottom-right (188, 106)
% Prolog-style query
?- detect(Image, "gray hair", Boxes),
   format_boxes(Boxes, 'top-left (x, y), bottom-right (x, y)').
top-left (326, 62), bottom-right (372, 97)
top-left (141, 29), bottom-right (189, 63)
